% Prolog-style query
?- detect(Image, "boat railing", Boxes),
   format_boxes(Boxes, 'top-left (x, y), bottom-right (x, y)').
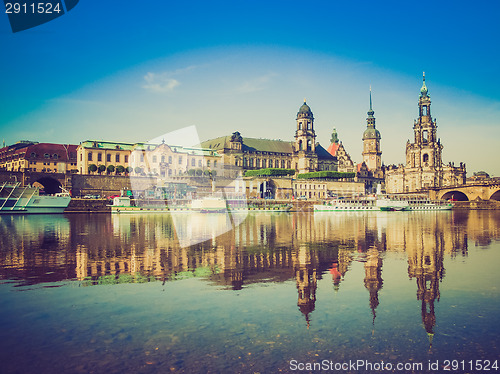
top-left (0, 183), bottom-right (20, 210)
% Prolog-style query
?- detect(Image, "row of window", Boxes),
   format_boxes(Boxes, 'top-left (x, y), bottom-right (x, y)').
top-left (85, 152), bottom-right (217, 168)
top-left (241, 158), bottom-right (291, 168)
top-left (87, 152), bottom-right (129, 163)
top-left (295, 184), bottom-right (327, 190)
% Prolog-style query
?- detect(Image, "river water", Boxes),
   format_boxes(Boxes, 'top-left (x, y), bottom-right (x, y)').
top-left (0, 210), bottom-right (499, 373)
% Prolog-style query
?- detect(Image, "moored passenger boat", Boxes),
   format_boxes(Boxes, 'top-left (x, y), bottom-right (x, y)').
top-left (314, 194), bottom-right (453, 212)
top-left (0, 182), bottom-right (71, 214)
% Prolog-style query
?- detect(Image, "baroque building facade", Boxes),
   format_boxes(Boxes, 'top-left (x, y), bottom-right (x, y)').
top-left (326, 128), bottom-right (355, 173)
top-left (385, 74), bottom-right (466, 193)
top-left (77, 140), bottom-right (220, 177)
top-left (201, 100), bottom-right (337, 174)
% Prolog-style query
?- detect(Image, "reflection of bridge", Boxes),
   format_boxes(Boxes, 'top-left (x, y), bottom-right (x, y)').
top-left (429, 181), bottom-right (500, 201)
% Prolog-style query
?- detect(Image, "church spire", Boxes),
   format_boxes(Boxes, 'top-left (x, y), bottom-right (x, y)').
top-left (367, 85), bottom-right (375, 119)
top-left (420, 72), bottom-right (428, 97)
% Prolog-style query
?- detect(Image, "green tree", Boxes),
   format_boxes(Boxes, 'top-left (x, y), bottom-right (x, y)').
top-left (195, 169), bottom-right (203, 176)
top-left (134, 167), bottom-right (143, 175)
top-left (88, 164), bottom-right (97, 173)
top-left (107, 165), bottom-right (115, 174)
top-left (116, 165), bottom-right (125, 175)
top-left (188, 169), bottom-right (196, 176)
top-left (126, 166), bottom-right (133, 174)
top-left (98, 164), bottom-right (106, 174)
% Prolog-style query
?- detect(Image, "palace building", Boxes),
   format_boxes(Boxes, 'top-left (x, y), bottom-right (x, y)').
top-left (77, 140), bottom-right (220, 177)
top-left (201, 100), bottom-right (337, 174)
top-left (385, 74), bottom-right (466, 193)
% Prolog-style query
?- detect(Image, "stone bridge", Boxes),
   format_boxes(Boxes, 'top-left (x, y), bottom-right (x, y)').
top-left (0, 171), bottom-right (70, 194)
top-left (429, 182), bottom-right (500, 201)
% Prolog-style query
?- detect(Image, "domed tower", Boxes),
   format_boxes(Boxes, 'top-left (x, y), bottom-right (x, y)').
top-left (362, 87), bottom-right (382, 173)
top-left (293, 100), bottom-right (318, 173)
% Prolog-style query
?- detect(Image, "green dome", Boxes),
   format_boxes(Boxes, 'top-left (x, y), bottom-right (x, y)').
top-left (420, 73), bottom-right (429, 97)
top-left (363, 127), bottom-right (380, 140)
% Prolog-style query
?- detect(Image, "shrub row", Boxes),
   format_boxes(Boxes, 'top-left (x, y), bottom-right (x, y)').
top-left (245, 168), bottom-right (296, 177)
top-left (296, 171), bottom-right (356, 179)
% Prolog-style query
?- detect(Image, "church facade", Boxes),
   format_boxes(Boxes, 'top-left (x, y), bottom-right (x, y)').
top-left (201, 100), bottom-right (337, 174)
top-left (385, 75), bottom-right (466, 193)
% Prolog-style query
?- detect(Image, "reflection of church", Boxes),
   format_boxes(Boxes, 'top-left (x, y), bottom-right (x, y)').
top-left (407, 239), bottom-right (444, 348)
top-left (364, 246), bottom-right (383, 324)
top-left (294, 245), bottom-right (319, 328)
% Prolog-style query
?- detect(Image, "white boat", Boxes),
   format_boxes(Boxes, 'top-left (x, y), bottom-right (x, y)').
top-left (314, 195), bottom-right (453, 212)
top-left (110, 196), bottom-right (227, 213)
top-left (0, 182), bottom-right (71, 214)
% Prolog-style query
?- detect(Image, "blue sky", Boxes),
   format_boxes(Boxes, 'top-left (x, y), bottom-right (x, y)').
top-left (1, 1), bottom-right (499, 175)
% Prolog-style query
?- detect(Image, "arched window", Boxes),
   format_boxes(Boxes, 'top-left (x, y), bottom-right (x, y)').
top-left (423, 153), bottom-right (429, 163)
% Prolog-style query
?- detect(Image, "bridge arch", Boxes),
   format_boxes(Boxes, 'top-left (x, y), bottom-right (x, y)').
top-left (34, 176), bottom-right (62, 194)
top-left (490, 190), bottom-right (500, 201)
top-left (259, 179), bottom-right (276, 199)
top-left (440, 190), bottom-right (469, 201)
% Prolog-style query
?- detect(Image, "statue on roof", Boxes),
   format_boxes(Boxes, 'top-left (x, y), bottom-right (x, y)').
top-left (330, 128), bottom-right (339, 144)
top-left (231, 131), bottom-right (243, 143)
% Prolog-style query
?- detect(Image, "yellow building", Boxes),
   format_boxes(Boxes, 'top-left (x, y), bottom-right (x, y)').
top-left (0, 141), bottom-right (78, 173)
top-left (77, 140), bottom-right (221, 177)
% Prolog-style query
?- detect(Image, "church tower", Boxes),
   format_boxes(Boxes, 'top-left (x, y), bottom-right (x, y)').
top-left (293, 100), bottom-right (318, 173)
top-left (362, 88), bottom-right (382, 174)
top-left (406, 72), bottom-right (443, 173)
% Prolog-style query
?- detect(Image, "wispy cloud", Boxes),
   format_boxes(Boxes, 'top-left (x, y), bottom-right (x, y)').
top-left (236, 72), bottom-right (277, 93)
top-left (141, 65), bottom-right (198, 94)
top-left (143, 72), bottom-right (180, 93)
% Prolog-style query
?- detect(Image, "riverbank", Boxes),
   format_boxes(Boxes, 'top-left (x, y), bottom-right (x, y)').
top-left (63, 198), bottom-right (500, 213)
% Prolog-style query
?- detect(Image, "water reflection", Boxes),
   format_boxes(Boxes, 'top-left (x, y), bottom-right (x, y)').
top-left (1, 211), bottom-right (500, 351)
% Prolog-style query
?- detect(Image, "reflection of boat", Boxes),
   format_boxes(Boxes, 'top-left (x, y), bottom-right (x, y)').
top-left (314, 195), bottom-right (453, 212)
top-left (0, 182), bottom-right (71, 214)
top-left (190, 197), bottom-right (227, 213)
top-left (248, 203), bottom-right (292, 212)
